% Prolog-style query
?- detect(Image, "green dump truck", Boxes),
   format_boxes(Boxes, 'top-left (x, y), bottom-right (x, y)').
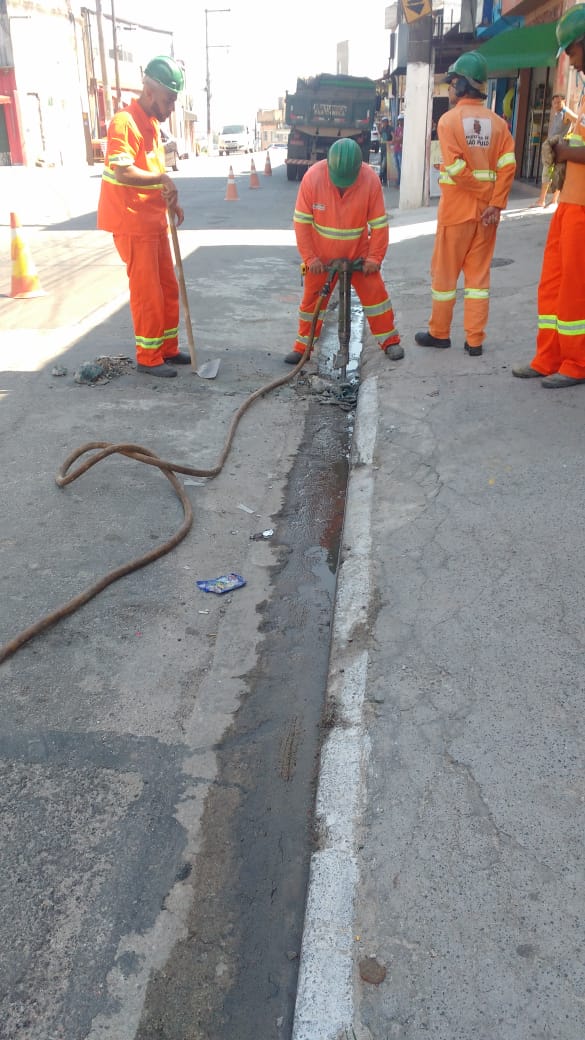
top-left (284, 73), bottom-right (378, 182)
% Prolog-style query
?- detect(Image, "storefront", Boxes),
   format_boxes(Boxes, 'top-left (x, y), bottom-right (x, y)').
top-left (476, 19), bottom-right (561, 184)
top-left (0, 69), bottom-right (26, 166)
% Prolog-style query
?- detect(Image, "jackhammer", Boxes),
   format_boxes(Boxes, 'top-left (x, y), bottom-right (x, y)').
top-left (301, 257), bottom-right (364, 380)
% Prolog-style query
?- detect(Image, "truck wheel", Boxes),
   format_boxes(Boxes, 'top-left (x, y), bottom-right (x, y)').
top-left (286, 164), bottom-right (297, 181)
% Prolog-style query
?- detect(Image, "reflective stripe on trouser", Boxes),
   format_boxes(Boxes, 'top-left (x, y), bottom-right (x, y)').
top-left (532, 203), bottom-right (585, 379)
top-left (113, 231), bottom-right (179, 367)
top-left (293, 268), bottom-right (399, 354)
top-left (428, 220), bottom-right (497, 347)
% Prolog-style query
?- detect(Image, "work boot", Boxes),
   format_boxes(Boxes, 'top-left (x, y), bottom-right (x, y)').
top-left (136, 363), bottom-right (177, 378)
top-left (383, 341), bottom-right (405, 360)
top-left (415, 331), bottom-right (451, 348)
top-left (165, 351), bottom-right (191, 365)
top-left (464, 341), bottom-right (482, 357)
top-left (284, 351), bottom-right (304, 365)
top-left (512, 363), bottom-right (545, 378)
top-left (541, 373), bottom-right (585, 388)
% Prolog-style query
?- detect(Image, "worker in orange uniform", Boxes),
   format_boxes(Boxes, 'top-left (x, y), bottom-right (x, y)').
top-left (285, 137), bottom-right (404, 365)
top-left (415, 51), bottom-right (516, 357)
top-left (97, 56), bottom-right (189, 378)
top-left (513, 5), bottom-right (585, 388)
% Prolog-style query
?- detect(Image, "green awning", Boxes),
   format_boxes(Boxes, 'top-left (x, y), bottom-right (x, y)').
top-left (476, 22), bottom-right (558, 73)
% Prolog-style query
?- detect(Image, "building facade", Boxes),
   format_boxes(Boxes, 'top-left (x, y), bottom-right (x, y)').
top-left (0, 0), bottom-right (193, 167)
top-left (1, 0), bottom-right (89, 166)
top-left (386, 0), bottom-right (577, 191)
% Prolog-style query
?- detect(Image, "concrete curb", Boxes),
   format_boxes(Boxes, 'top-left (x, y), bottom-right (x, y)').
top-left (292, 378), bottom-right (379, 1040)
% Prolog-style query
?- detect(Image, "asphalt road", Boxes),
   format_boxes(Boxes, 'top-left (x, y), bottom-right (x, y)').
top-left (0, 153), bottom-right (356, 1040)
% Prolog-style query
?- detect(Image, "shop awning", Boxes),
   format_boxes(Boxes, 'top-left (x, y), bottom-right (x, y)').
top-left (475, 21), bottom-right (558, 72)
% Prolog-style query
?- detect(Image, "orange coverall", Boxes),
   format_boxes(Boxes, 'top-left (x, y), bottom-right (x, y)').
top-left (530, 119), bottom-right (585, 379)
top-left (429, 98), bottom-right (516, 348)
top-left (291, 159), bottom-right (399, 358)
top-left (97, 99), bottom-right (179, 368)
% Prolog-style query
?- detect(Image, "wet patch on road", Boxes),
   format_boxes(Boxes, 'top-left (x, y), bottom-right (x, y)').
top-left (136, 399), bottom-right (352, 1040)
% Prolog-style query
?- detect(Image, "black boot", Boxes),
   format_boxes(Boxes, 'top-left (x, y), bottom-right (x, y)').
top-left (415, 331), bottom-right (451, 349)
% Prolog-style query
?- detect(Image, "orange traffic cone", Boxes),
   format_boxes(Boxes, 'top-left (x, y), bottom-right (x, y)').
top-left (224, 165), bottom-right (239, 201)
top-left (9, 212), bottom-right (47, 299)
top-left (264, 150), bottom-right (272, 176)
top-left (249, 157), bottom-right (260, 189)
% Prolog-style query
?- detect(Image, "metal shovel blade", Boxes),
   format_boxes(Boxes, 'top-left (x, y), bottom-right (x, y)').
top-left (196, 358), bottom-right (221, 379)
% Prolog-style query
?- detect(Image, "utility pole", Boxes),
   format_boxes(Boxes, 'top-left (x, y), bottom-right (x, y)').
top-left (204, 7), bottom-right (230, 150)
top-left (95, 0), bottom-right (113, 124)
top-left (111, 0), bottom-right (121, 111)
top-left (400, 8), bottom-right (433, 210)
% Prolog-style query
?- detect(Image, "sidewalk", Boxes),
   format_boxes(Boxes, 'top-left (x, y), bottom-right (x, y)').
top-left (293, 186), bottom-right (585, 1039)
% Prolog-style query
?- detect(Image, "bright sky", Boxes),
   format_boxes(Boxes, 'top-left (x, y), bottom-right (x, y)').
top-left (116, 0), bottom-right (390, 131)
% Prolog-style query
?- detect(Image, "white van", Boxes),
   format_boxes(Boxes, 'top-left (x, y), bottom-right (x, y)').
top-left (218, 124), bottom-right (254, 155)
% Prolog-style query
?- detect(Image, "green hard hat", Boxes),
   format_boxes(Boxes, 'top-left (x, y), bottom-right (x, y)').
top-left (556, 4), bottom-right (585, 57)
top-left (445, 50), bottom-right (488, 91)
top-left (327, 138), bottom-right (363, 188)
top-left (144, 56), bottom-right (184, 95)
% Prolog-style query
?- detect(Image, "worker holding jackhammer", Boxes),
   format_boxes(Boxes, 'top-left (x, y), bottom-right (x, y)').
top-left (285, 137), bottom-right (404, 365)
top-left (97, 56), bottom-right (190, 378)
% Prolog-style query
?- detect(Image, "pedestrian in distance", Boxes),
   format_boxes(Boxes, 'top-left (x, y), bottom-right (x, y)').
top-left (285, 137), bottom-right (404, 365)
top-left (514, 6), bottom-right (585, 388)
top-left (97, 55), bottom-right (190, 378)
top-left (415, 50), bottom-right (516, 357)
top-left (531, 93), bottom-right (575, 208)
top-left (392, 113), bottom-right (404, 187)
top-left (378, 116), bottom-right (392, 186)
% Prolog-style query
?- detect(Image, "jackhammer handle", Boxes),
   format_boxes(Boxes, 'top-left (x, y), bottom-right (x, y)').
top-left (327, 258), bottom-right (364, 273)
top-left (300, 258), bottom-right (364, 276)
top-left (168, 210), bottom-right (198, 372)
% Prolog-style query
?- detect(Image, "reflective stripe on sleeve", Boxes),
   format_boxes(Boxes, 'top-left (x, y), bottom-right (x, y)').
top-left (368, 214), bottom-right (389, 230)
top-left (497, 152), bottom-right (516, 168)
top-left (109, 152), bottom-right (135, 166)
top-left (444, 157), bottom-right (466, 177)
top-left (293, 209), bottom-right (313, 225)
top-left (101, 166), bottom-right (162, 190)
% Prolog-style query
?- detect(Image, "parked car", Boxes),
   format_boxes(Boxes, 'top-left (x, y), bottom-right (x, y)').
top-left (218, 124), bottom-right (254, 155)
top-left (161, 129), bottom-right (179, 171)
top-left (370, 124), bottom-right (380, 153)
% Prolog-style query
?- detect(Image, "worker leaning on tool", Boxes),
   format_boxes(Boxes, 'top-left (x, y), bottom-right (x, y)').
top-left (415, 50), bottom-right (516, 358)
top-left (285, 137), bottom-right (404, 365)
top-left (97, 56), bottom-right (190, 378)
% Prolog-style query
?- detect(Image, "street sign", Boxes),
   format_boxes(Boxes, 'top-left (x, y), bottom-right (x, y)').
top-left (401, 0), bottom-right (432, 23)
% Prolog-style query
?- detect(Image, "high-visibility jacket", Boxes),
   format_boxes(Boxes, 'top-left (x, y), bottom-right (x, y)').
top-left (437, 98), bottom-right (516, 224)
top-left (293, 160), bottom-right (389, 267)
top-left (97, 99), bottom-right (167, 236)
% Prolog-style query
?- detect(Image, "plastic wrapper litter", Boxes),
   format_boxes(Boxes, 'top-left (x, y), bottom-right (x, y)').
top-left (196, 573), bottom-right (246, 594)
